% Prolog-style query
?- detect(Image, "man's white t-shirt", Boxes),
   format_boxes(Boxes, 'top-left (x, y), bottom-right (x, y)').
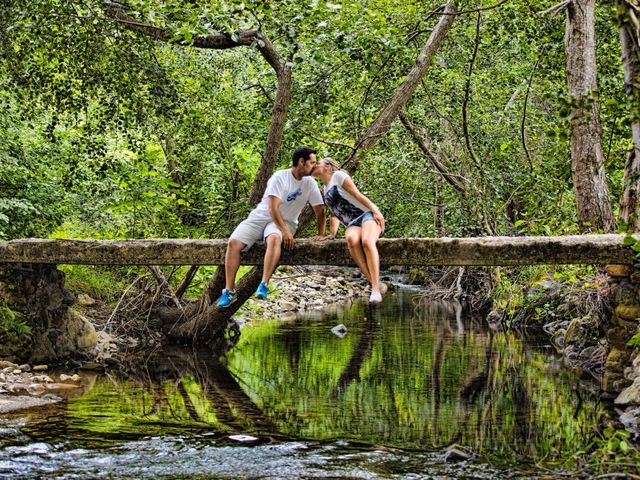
top-left (248, 169), bottom-right (323, 226)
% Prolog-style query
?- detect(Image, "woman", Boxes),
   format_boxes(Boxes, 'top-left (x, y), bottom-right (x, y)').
top-left (313, 158), bottom-right (386, 303)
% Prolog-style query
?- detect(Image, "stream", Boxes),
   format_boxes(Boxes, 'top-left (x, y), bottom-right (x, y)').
top-left (0, 289), bottom-right (610, 479)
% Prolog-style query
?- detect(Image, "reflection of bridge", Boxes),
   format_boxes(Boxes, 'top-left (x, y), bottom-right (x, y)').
top-left (0, 234), bottom-right (635, 266)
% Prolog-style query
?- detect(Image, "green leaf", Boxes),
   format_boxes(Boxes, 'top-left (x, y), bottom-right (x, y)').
top-left (626, 332), bottom-right (640, 347)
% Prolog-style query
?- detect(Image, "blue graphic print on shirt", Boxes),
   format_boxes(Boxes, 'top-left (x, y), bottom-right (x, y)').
top-left (287, 187), bottom-right (303, 202)
top-left (325, 185), bottom-right (365, 226)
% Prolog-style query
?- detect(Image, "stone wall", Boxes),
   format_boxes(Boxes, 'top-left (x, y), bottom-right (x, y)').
top-left (604, 264), bottom-right (640, 428)
top-left (0, 263), bottom-right (97, 362)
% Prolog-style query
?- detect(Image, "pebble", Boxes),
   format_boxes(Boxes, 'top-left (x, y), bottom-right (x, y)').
top-left (27, 384), bottom-right (46, 396)
top-left (620, 407), bottom-right (640, 434)
top-left (77, 293), bottom-right (96, 306)
top-left (331, 324), bottom-right (348, 337)
top-left (280, 301), bottom-right (298, 311)
top-left (444, 445), bottom-right (473, 462)
top-left (0, 359), bottom-right (85, 407)
top-left (80, 362), bottom-right (102, 371)
top-left (46, 383), bottom-right (80, 391)
top-left (228, 434), bottom-right (259, 443)
top-left (240, 268), bottom-right (379, 322)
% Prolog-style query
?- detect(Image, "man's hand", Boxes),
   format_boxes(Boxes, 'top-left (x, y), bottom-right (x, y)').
top-left (283, 229), bottom-right (295, 250)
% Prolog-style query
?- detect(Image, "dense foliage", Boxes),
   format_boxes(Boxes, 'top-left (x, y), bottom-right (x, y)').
top-left (0, 0), bottom-right (631, 240)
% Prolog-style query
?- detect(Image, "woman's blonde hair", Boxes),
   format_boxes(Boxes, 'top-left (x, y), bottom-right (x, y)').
top-left (320, 157), bottom-right (341, 172)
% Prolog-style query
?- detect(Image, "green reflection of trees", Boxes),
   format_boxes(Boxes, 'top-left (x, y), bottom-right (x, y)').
top-left (225, 294), bottom-right (606, 465)
top-left (63, 347), bottom-right (275, 439)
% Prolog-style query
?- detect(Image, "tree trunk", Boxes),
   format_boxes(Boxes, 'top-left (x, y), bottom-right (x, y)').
top-left (565, 0), bottom-right (616, 232)
top-left (617, 0), bottom-right (640, 232)
top-left (177, 4), bottom-right (456, 341)
top-left (185, 57), bottom-right (292, 337)
top-left (102, 4), bottom-right (294, 337)
top-left (346, 2), bottom-right (457, 173)
top-left (199, 54), bottom-right (292, 322)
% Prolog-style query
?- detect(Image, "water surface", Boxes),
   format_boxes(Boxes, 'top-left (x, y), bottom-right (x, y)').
top-left (0, 290), bottom-right (608, 478)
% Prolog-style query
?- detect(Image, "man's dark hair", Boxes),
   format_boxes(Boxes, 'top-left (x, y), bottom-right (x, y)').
top-left (291, 146), bottom-right (317, 167)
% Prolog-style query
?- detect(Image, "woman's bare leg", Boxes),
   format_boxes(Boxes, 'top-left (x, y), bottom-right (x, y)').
top-left (345, 227), bottom-right (372, 283)
top-left (361, 220), bottom-right (382, 292)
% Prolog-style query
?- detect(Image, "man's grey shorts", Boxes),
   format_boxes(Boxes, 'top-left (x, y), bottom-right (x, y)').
top-left (229, 217), bottom-right (297, 251)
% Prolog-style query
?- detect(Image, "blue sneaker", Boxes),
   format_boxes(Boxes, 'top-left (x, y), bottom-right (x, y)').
top-left (255, 281), bottom-right (269, 300)
top-left (216, 289), bottom-right (237, 308)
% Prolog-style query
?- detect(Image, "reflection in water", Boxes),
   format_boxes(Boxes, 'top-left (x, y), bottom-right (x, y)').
top-left (0, 291), bottom-right (609, 478)
top-left (225, 292), bottom-right (604, 463)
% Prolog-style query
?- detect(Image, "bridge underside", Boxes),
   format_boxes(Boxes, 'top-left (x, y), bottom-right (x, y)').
top-left (0, 234), bottom-right (635, 266)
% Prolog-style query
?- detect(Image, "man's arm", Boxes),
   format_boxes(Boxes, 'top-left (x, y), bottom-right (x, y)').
top-left (313, 212), bottom-right (338, 240)
top-left (310, 204), bottom-right (326, 239)
top-left (330, 214), bottom-right (340, 238)
top-left (268, 195), bottom-right (295, 250)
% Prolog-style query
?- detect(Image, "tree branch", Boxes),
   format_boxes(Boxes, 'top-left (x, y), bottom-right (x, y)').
top-left (101, 1), bottom-right (285, 74)
top-left (399, 111), bottom-right (467, 194)
top-left (300, 130), bottom-right (356, 153)
top-left (462, 12), bottom-right (482, 171)
top-left (521, 54), bottom-right (540, 173)
top-left (243, 83), bottom-right (274, 103)
top-left (537, 0), bottom-right (571, 16)
top-left (454, 0), bottom-right (510, 14)
top-left (100, 0), bottom-right (293, 327)
top-left (345, 2), bottom-right (457, 172)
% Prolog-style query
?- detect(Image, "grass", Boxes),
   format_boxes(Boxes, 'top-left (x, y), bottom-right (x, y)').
top-left (59, 265), bottom-right (140, 303)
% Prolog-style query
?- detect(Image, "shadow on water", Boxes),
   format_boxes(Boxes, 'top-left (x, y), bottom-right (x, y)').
top-left (0, 290), bottom-right (611, 479)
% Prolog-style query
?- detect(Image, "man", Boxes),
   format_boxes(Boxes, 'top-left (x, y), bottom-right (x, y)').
top-left (216, 146), bottom-right (326, 308)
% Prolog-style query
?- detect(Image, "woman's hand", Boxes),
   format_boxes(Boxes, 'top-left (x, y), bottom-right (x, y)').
top-left (372, 209), bottom-right (385, 232)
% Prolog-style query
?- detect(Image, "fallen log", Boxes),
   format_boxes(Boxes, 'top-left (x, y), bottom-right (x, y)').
top-left (0, 234), bottom-right (636, 266)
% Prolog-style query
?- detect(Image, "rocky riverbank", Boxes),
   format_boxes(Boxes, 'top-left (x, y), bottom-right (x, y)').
top-left (0, 360), bottom-right (94, 413)
top-left (503, 270), bottom-right (640, 434)
top-left (236, 266), bottom-right (374, 322)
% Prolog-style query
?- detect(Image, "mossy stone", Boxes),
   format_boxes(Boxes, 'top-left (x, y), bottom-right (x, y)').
top-left (615, 304), bottom-right (640, 321)
top-left (606, 265), bottom-right (633, 277)
top-left (408, 268), bottom-right (429, 285)
top-left (608, 326), bottom-right (636, 349)
top-left (615, 280), bottom-right (637, 304)
top-left (630, 271), bottom-right (640, 284)
top-left (605, 347), bottom-right (630, 372)
top-left (604, 347), bottom-right (632, 393)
